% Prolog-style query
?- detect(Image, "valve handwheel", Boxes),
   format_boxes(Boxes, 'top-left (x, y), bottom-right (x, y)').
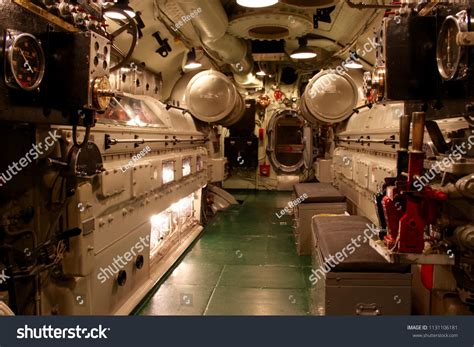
top-left (105, 8), bottom-right (138, 72)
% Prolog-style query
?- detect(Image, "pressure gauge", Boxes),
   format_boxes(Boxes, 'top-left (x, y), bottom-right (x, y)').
top-left (4, 31), bottom-right (45, 91)
top-left (436, 11), bottom-right (469, 81)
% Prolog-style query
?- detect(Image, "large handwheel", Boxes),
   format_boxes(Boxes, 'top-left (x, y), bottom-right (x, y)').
top-left (106, 8), bottom-right (138, 72)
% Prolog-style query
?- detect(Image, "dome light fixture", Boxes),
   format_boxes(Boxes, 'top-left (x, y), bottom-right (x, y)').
top-left (184, 48), bottom-right (202, 70)
top-left (104, 0), bottom-right (136, 20)
top-left (290, 37), bottom-right (317, 60)
top-left (236, 0), bottom-right (279, 8)
top-left (344, 51), bottom-right (363, 69)
top-left (256, 63), bottom-right (267, 76)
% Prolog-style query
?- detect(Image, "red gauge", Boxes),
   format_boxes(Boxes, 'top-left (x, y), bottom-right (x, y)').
top-left (6, 33), bottom-right (45, 91)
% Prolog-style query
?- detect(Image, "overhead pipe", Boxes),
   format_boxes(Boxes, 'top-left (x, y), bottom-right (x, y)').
top-left (344, 0), bottom-right (401, 9)
top-left (175, 0), bottom-right (253, 76)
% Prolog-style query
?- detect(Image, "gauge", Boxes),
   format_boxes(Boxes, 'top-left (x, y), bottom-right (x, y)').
top-left (5, 32), bottom-right (45, 91)
top-left (437, 11), bottom-right (469, 81)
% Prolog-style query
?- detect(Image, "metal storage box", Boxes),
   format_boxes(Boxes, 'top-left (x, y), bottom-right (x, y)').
top-left (311, 216), bottom-right (412, 315)
top-left (293, 183), bottom-right (347, 255)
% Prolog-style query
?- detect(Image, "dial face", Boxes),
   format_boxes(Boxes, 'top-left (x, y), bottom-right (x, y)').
top-left (437, 17), bottom-right (462, 80)
top-left (8, 34), bottom-right (45, 91)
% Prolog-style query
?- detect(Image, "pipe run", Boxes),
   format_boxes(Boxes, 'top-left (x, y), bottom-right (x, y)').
top-left (411, 112), bottom-right (426, 152)
top-left (337, 136), bottom-right (400, 145)
top-left (175, 0), bottom-right (253, 76)
top-left (399, 114), bottom-right (411, 151)
top-left (344, 0), bottom-right (400, 9)
top-left (104, 135), bottom-right (208, 148)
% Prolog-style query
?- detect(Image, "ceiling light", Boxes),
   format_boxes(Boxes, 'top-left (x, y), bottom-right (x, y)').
top-left (184, 61), bottom-right (203, 69)
top-left (104, 0), bottom-right (136, 20)
top-left (344, 51), bottom-right (363, 69)
top-left (236, 0), bottom-right (279, 8)
top-left (256, 64), bottom-right (267, 76)
top-left (290, 37), bottom-right (317, 60)
top-left (345, 61), bottom-right (363, 69)
top-left (184, 48), bottom-right (202, 70)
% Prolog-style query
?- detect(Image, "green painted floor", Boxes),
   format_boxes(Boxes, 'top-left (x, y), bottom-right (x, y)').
top-left (137, 190), bottom-right (323, 316)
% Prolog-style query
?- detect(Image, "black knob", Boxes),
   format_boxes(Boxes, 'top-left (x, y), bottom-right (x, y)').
top-left (135, 255), bottom-right (144, 270)
top-left (117, 270), bottom-right (127, 286)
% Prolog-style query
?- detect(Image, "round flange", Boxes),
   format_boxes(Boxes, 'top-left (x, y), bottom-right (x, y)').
top-left (280, 0), bottom-right (336, 7)
top-left (228, 11), bottom-right (312, 41)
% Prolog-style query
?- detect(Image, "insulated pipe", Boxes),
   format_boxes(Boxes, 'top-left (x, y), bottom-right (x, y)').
top-left (399, 114), bottom-right (411, 151)
top-left (407, 112), bottom-right (426, 189)
top-left (205, 35), bottom-right (247, 64)
top-left (411, 112), bottom-right (426, 152)
top-left (397, 113), bottom-right (411, 177)
top-left (175, 0), bottom-right (253, 75)
top-left (344, 0), bottom-right (400, 9)
top-left (176, 0), bottom-right (228, 41)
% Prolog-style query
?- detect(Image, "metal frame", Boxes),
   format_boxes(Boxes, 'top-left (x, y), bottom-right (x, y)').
top-left (266, 109), bottom-right (307, 174)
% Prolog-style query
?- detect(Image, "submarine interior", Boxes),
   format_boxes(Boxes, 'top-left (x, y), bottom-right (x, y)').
top-left (0, 0), bottom-right (473, 317)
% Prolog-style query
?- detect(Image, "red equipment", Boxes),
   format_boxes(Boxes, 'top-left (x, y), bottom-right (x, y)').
top-left (259, 163), bottom-right (270, 177)
top-left (382, 112), bottom-right (448, 253)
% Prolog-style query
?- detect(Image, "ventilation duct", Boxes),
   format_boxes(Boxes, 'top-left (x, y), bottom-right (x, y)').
top-left (175, 0), bottom-right (253, 75)
top-left (168, 70), bottom-right (202, 106)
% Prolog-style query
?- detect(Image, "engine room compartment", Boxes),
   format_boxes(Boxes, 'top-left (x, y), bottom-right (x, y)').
top-left (0, 0), bottom-right (473, 317)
